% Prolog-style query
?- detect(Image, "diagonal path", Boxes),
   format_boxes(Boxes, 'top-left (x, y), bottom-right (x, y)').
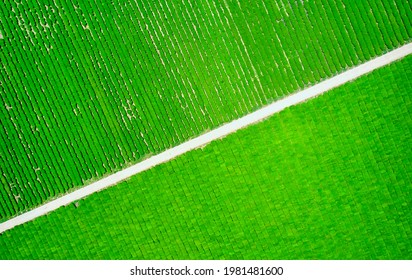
top-left (1, 43), bottom-right (411, 234)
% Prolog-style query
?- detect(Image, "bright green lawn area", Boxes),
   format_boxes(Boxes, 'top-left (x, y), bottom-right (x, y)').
top-left (1, 55), bottom-right (411, 259)
top-left (1, 1), bottom-right (411, 220)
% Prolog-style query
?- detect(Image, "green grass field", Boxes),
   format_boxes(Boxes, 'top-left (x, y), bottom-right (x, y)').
top-left (1, 1), bottom-right (411, 221)
top-left (1, 55), bottom-right (410, 259)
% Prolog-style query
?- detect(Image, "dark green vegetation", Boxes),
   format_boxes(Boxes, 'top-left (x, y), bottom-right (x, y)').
top-left (1, 1), bottom-right (411, 220)
top-left (1, 55), bottom-right (411, 259)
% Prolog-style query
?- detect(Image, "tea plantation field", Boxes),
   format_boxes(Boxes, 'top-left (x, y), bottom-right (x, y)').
top-left (1, 55), bottom-right (410, 259)
top-left (1, 1), bottom-right (411, 221)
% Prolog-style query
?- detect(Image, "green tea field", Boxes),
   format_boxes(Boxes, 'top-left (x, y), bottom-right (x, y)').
top-left (1, 0), bottom-right (411, 221)
top-left (0, 0), bottom-right (411, 260)
top-left (1, 54), bottom-right (411, 259)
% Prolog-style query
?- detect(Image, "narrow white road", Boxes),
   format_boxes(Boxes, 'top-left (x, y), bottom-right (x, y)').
top-left (1, 43), bottom-right (411, 234)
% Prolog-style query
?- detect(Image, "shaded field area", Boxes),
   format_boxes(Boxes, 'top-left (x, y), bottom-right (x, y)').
top-left (1, 1), bottom-right (411, 220)
top-left (1, 55), bottom-right (410, 259)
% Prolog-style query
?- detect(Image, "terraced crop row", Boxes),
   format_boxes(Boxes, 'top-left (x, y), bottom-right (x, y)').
top-left (1, 0), bottom-right (411, 220)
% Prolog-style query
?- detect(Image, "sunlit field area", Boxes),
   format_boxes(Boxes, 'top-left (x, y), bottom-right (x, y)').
top-left (0, 0), bottom-right (411, 260)
top-left (1, 55), bottom-right (411, 259)
top-left (1, 1), bottom-right (411, 220)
